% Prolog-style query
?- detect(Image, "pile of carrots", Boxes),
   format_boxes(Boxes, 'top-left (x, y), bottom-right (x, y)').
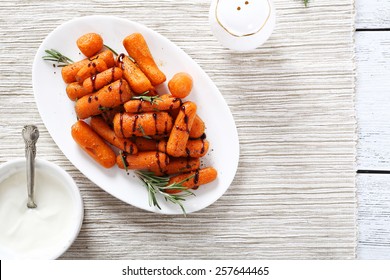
top-left (61, 32), bottom-right (217, 193)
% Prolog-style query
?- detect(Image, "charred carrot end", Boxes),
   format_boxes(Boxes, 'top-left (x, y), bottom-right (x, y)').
top-left (166, 101), bottom-right (197, 157)
top-left (113, 112), bottom-right (173, 138)
top-left (75, 58), bottom-right (108, 84)
top-left (75, 79), bottom-right (132, 119)
top-left (117, 54), bottom-right (153, 94)
top-left (83, 67), bottom-right (123, 93)
top-left (166, 167), bottom-right (218, 194)
top-left (90, 116), bottom-right (137, 155)
top-left (189, 115), bottom-right (206, 139)
top-left (77, 33), bottom-right (104, 57)
top-left (116, 151), bottom-right (169, 171)
top-left (66, 82), bottom-right (88, 101)
top-left (168, 72), bottom-right (193, 98)
top-left (123, 33), bottom-right (166, 86)
top-left (71, 120), bottom-right (116, 168)
top-left (124, 94), bottom-right (182, 113)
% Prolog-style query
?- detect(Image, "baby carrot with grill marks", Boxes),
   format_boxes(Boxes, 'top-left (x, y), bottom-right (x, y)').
top-left (116, 151), bottom-right (169, 171)
top-left (113, 112), bottom-right (173, 138)
top-left (83, 67), bottom-right (123, 93)
top-left (90, 116), bottom-right (137, 155)
top-left (156, 137), bottom-right (209, 158)
top-left (75, 79), bottom-right (132, 119)
top-left (75, 58), bottom-right (107, 83)
top-left (61, 50), bottom-right (115, 83)
top-left (150, 157), bottom-right (200, 176)
top-left (117, 54), bottom-right (152, 94)
top-left (166, 101), bottom-right (197, 157)
top-left (124, 94), bottom-right (182, 113)
top-left (166, 167), bottom-right (218, 194)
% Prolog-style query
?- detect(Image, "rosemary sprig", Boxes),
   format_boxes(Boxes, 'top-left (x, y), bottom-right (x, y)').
top-left (131, 91), bottom-right (162, 105)
top-left (134, 170), bottom-right (195, 216)
top-left (137, 124), bottom-right (152, 139)
top-left (119, 151), bottom-right (128, 173)
top-left (104, 44), bottom-right (118, 56)
top-left (42, 49), bottom-right (74, 66)
top-left (303, 0), bottom-right (309, 7)
top-left (98, 105), bottom-right (113, 111)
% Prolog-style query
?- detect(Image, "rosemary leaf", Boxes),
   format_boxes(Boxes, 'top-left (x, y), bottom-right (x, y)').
top-left (43, 49), bottom-right (74, 66)
top-left (131, 94), bottom-right (162, 105)
top-left (98, 105), bottom-right (112, 112)
top-left (134, 170), bottom-right (195, 216)
top-left (103, 44), bottom-right (118, 56)
top-left (137, 124), bottom-right (152, 139)
top-left (119, 151), bottom-right (128, 173)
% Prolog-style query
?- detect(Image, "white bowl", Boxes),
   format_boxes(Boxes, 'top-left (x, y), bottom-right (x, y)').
top-left (0, 158), bottom-right (83, 259)
top-left (209, 0), bottom-right (276, 51)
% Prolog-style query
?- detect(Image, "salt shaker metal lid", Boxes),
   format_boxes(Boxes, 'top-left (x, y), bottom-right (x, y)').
top-left (209, 0), bottom-right (276, 51)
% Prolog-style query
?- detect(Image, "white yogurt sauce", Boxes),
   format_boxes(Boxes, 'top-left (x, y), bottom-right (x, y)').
top-left (0, 169), bottom-right (76, 259)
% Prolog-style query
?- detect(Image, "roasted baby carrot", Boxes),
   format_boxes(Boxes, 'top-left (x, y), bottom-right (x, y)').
top-left (170, 109), bottom-right (205, 139)
top-left (61, 59), bottom-right (89, 84)
top-left (168, 72), bottom-right (193, 98)
top-left (75, 58), bottom-right (108, 83)
top-left (117, 54), bottom-right (152, 94)
top-left (66, 82), bottom-right (88, 101)
top-left (189, 115), bottom-right (206, 139)
top-left (90, 116), bottom-right (137, 155)
top-left (133, 137), bottom-right (159, 151)
top-left (75, 79), bottom-right (132, 119)
top-left (157, 138), bottom-right (209, 158)
top-left (83, 67), bottom-right (123, 93)
top-left (166, 167), bottom-right (218, 194)
top-left (94, 49), bottom-right (116, 68)
top-left (123, 94), bottom-right (182, 113)
top-left (150, 157), bottom-right (200, 176)
top-left (71, 120), bottom-right (116, 168)
top-left (77, 33), bottom-right (104, 57)
top-left (166, 102), bottom-right (197, 157)
top-left (113, 112), bottom-right (173, 138)
top-left (123, 33), bottom-right (166, 86)
top-left (117, 151), bottom-right (169, 171)
top-left (61, 50), bottom-right (115, 83)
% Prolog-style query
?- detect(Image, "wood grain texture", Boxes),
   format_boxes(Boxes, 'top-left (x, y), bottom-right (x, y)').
top-left (356, 0), bottom-right (390, 29)
top-left (0, 0), bottom-right (356, 259)
top-left (355, 32), bottom-right (390, 170)
top-left (357, 174), bottom-right (390, 259)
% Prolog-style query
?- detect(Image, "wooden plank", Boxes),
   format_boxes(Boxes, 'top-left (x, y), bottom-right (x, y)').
top-left (356, 0), bottom-right (390, 29)
top-left (356, 31), bottom-right (390, 170)
top-left (357, 174), bottom-right (390, 259)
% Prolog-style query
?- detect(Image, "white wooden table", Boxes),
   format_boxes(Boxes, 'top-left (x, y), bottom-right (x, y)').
top-left (356, 0), bottom-right (390, 259)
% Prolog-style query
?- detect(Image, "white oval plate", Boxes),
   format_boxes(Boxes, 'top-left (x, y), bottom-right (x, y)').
top-left (32, 15), bottom-right (239, 214)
